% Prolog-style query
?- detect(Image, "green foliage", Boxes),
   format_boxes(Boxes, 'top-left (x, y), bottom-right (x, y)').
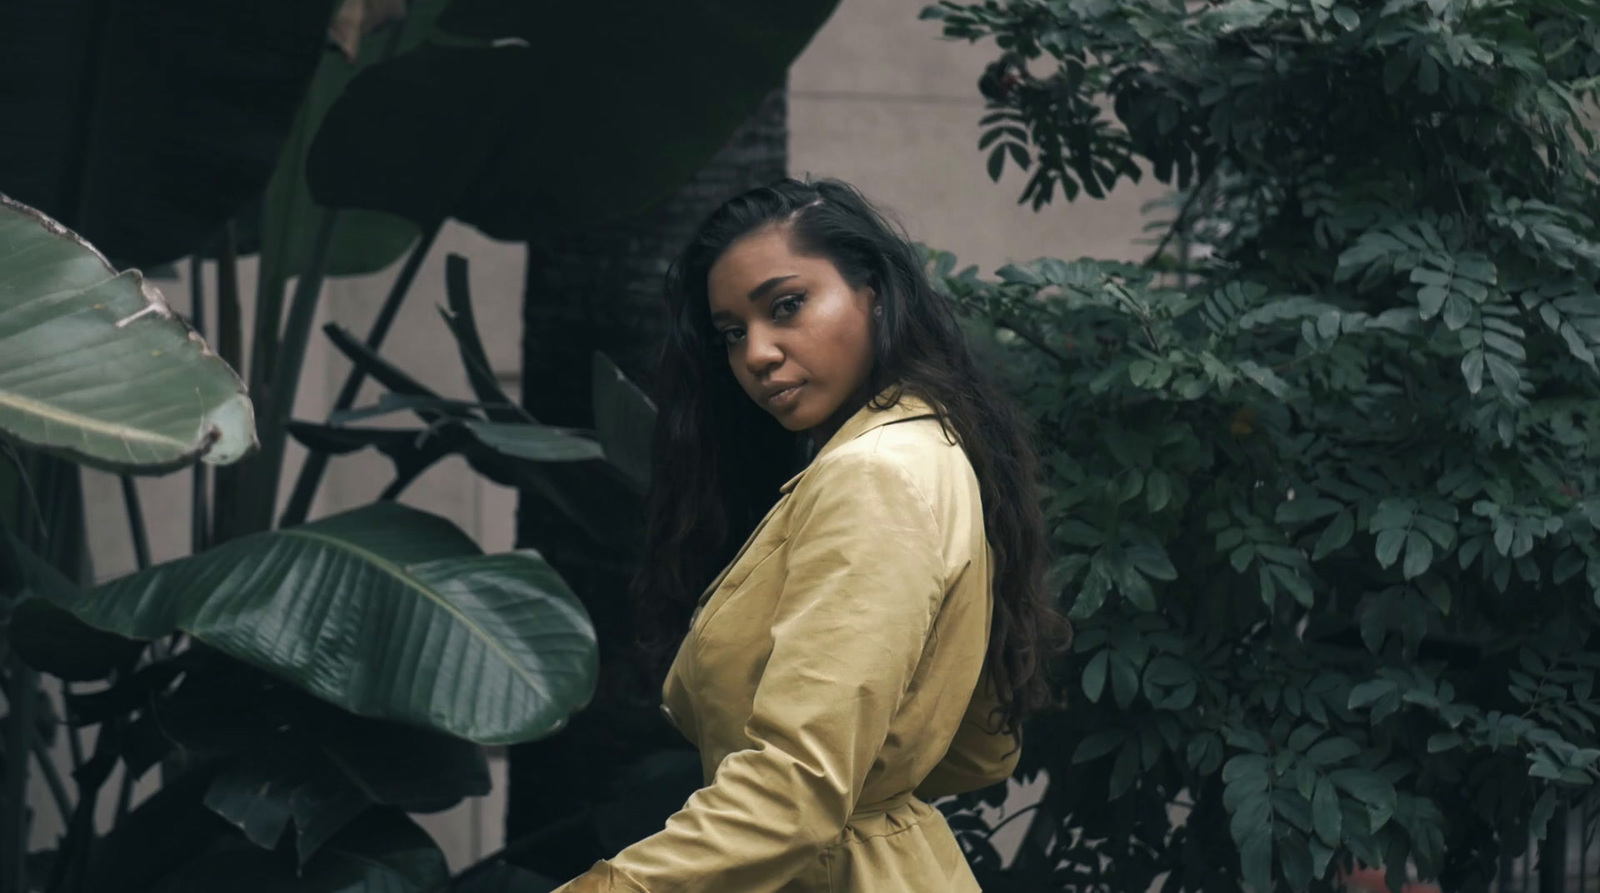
top-left (922, 0), bottom-right (1600, 891)
top-left (0, 195), bottom-right (256, 472)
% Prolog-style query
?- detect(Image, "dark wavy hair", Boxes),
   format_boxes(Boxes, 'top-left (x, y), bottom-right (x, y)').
top-left (630, 176), bottom-right (1070, 737)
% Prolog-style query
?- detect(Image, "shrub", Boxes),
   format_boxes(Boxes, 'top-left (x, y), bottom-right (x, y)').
top-left (921, 1), bottom-right (1600, 891)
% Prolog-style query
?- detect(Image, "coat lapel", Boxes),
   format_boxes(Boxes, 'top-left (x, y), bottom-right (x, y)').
top-left (693, 385), bottom-right (940, 610)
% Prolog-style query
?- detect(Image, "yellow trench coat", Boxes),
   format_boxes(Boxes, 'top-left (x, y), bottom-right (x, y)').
top-left (554, 388), bottom-right (1020, 892)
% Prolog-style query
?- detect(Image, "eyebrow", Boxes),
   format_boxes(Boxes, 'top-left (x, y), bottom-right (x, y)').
top-left (709, 275), bottom-right (799, 323)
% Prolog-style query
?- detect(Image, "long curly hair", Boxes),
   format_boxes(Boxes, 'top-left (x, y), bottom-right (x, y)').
top-left (631, 176), bottom-right (1069, 737)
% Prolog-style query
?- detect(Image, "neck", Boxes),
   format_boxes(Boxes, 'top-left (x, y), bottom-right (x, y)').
top-left (807, 379), bottom-right (878, 451)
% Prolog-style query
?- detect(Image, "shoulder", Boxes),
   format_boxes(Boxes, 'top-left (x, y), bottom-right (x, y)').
top-left (805, 416), bottom-right (979, 520)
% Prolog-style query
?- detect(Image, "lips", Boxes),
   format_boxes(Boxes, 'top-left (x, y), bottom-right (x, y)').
top-left (763, 382), bottom-right (805, 406)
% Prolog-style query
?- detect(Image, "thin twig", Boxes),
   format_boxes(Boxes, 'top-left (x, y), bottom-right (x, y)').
top-left (981, 802), bottom-right (1042, 841)
top-left (995, 315), bottom-right (1075, 369)
top-left (1142, 167), bottom-right (1217, 269)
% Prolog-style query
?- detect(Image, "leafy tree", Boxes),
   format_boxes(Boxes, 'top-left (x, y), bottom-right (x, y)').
top-left (919, 1), bottom-right (1600, 891)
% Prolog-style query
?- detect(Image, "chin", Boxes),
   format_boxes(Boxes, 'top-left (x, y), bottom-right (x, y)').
top-left (757, 391), bottom-right (825, 431)
top-left (767, 404), bottom-right (814, 431)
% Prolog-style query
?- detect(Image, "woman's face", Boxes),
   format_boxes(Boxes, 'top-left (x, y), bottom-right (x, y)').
top-left (706, 226), bottom-right (877, 444)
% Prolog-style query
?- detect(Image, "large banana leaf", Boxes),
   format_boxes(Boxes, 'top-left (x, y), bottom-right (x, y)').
top-left (0, 195), bottom-right (256, 472)
top-left (0, 0), bottom-right (337, 268)
top-left (42, 501), bottom-right (597, 744)
top-left (305, 0), bottom-right (842, 239)
top-left (256, 0), bottom-right (465, 281)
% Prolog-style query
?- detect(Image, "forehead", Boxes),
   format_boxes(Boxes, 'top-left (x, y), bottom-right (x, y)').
top-left (706, 228), bottom-right (833, 310)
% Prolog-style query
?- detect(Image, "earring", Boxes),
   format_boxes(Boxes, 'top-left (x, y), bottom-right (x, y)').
top-left (873, 305), bottom-right (883, 318)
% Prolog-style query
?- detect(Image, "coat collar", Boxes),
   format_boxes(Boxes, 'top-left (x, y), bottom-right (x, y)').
top-left (777, 384), bottom-right (939, 495)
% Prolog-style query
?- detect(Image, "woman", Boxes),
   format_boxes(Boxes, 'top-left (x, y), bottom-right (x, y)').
top-left (554, 178), bottom-right (1069, 892)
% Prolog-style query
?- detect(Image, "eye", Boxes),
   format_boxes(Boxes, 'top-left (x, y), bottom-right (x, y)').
top-left (773, 293), bottom-right (805, 320)
top-left (717, 327), bottom-right (745, 347)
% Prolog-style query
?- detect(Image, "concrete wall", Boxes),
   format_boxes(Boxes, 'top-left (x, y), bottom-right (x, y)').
top-left (28, 0), bottom-right (1161, 874)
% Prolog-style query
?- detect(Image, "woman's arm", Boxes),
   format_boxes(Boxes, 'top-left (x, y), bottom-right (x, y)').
top-left (553, 450), bottom-right (947, 893)
top-left (914, 677), bottom-right (1021, 800)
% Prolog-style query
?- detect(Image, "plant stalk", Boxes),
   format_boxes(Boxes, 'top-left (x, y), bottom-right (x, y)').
top-left (243, 209), bottom-right (340, 535)
top-left (189, 255), bottom-right (208, 554)
top-left (279, 219), bottom-right (442, 528)
top-left (0, 658), bottom-right (37, 893)
top-left (117, 476), bottom-right (150, 570)
top-left (30, 733), bottom-right (72, 829)
top-left (216, 222), bottom-right (243, 377)
top-left (211, 222), bottom-right (243, 545)
top-left (62, 683), bottom-right (84, 772)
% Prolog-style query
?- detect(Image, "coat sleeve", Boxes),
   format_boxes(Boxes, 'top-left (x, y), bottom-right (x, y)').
top-left (551, 451), bottom-right (948, 893)
top-left (913, 674), bottom-right (1021, 800)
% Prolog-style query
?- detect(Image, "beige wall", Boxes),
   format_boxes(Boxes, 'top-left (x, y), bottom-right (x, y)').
top-left (30, 0), bottom-right (1159, 873)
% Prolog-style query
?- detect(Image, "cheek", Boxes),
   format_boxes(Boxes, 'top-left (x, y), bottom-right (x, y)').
top-left (811, 302), bottom-right (874, 360)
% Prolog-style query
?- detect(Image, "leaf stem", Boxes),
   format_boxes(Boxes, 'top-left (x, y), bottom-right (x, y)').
top-left (280, 220), bottom-right (442, 528)
top-left (189, 256), bottom-right (208, 555)
top-left (0, 658), bottom-right (37, 893)
top-left (30, 732), bottom-right (73, 829)
top-left (995, 314), bottom-right (1075, 369)
top-left (981, 802), bottom-right (1041, 842)
top-left (118, 476), bottom-right (150, 570)
top-left (245, 208), bottom-right (340, 534)
top-left (1142, 168), bottom-right (1216, 270)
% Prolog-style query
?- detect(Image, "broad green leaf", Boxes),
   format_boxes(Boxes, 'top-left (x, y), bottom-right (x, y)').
top-left (0, 1), bottom-right (336, 267)
top-left (1306, 736), bottom-right (1359, 766)
top-left (1146, 469), bottom-right (1173, 511)
top-left (43, 502), bottom-right (597, 744)
top-left (1277, 497), bottom-right (1342, 525)
top-left (1312, 776), bottom-right (1341, 846)
top-left (1348, 679), bottom-right (1397, 710)
top-left (1427, 733), bottom-right (1462, 753)
top-left (1127, 541), bottom-right (1178, 581)
top-left (167, 808), bottom-right (447, 893)
top-left (1082, 649), bottom-right (1109, 702)
top-left (6, 539), bottom-right (142, 679)
top-left (592, 351), bottom-right (658, 494)
top-left (1073, 729), bottom-right (1126, 763)
top-left (308, 0), bottom-right (843, 240)
top-left (464, 421), bottom-right (606, 462)
top-left (1461, 349), bottom-right (1486, 393)
top-left (0, 195), bottom-right (256, 472)
top-left (1374, 529), bottom-right (1405, 568)
top-left (1237, 824), bottom-right (1273, 893)
top-left (1109, 740), bottom-right (1140, 798)
top-left (1314, 511), bottom-right (1355, 560)
top-left (1110, 650), bottom-right (1141, 707)
top-left (204, 757), bottom-right (300, 850)
top-left (1330, 768), bottom-right (1397, 809)
top-left (1530, 788), bottom-right (1558, 840)
top-left (1403, 530), bottom-right (1434, 579)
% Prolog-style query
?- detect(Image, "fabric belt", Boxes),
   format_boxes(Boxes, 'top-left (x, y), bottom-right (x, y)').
top-left (850, 792), bottom-right (916, 819)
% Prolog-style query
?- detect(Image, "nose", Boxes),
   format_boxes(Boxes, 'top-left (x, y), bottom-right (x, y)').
top-left (742, 324), bottom-right (783, 375)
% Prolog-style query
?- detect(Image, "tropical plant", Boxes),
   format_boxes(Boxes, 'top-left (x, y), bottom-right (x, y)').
top-left (284, 253), bottom-right (704, 880)
top-left (3, 0), bottom-right (843, 889)
top-left (917, 1), bottom-right (1600, 892)
top-left (0, 189), bottom-right (601, 893)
